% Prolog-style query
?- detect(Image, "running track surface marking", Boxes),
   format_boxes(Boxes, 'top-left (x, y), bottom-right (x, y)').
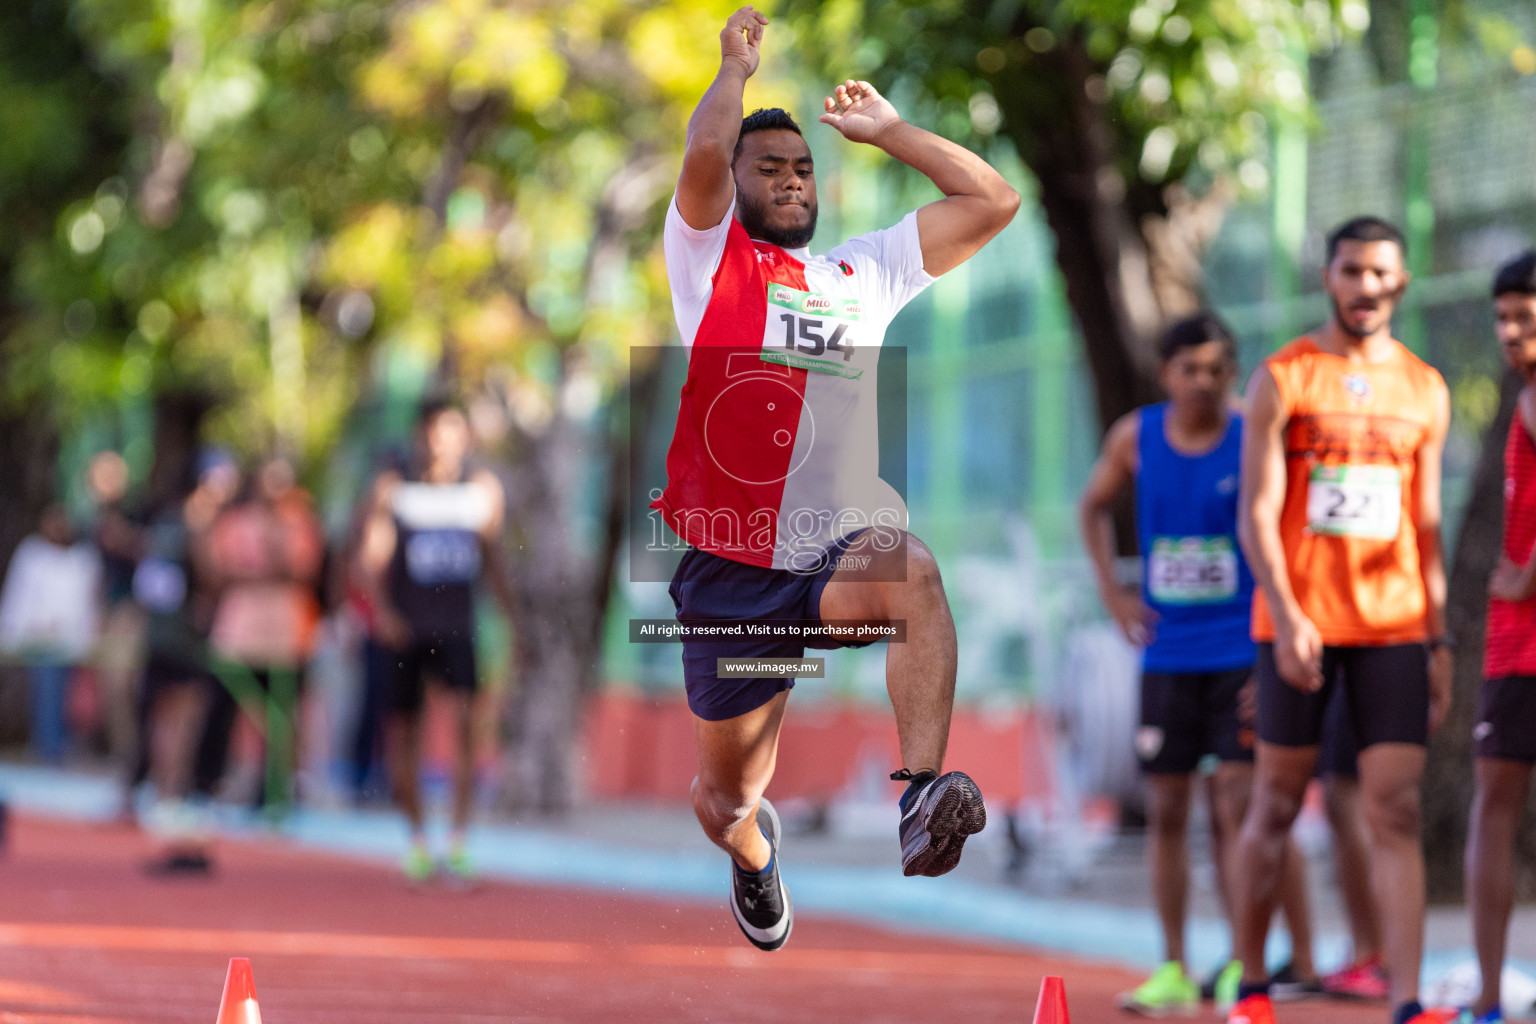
top-left (0, 816), bottom-right (1384, 1023)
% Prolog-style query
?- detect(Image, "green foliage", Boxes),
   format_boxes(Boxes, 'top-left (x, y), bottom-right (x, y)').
top-left (1, 0), bottom-right (738, 467)
top-left (786, 0), bottom-right (1362, 194)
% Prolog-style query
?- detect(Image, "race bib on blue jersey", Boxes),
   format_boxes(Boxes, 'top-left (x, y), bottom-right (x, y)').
top-left (404, 530), bottom-right (482, 586)
top-left (1148, 536), bottom-right (1239, 605)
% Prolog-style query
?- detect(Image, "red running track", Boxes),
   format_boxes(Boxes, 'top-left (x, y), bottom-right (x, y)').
top-left (0, 815), bottom-right (1383, 1023)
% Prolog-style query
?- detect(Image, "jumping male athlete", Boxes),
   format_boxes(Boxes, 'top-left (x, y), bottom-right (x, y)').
top-left (656, 6), bottom-right (1018, 950)
top-left (1227, 217), bottom-right (1453, 1024)
top-left (1463, 250), bottom-right (1536, 1024)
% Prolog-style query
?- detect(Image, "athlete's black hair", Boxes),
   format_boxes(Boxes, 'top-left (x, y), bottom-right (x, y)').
top-left (1492, 250), bottom-right (1536, 298)
top-left (1325, 216), bottom-right (1406, 264)
top-left (416, 392), bottom-right (465, 427)
top-left (1158, 312), bottom-right (1237, 363)
top-left (733, 107), bottom-right (803, 162)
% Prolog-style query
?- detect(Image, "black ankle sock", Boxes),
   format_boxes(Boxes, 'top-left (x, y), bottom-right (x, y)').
top-left (1393, 1001), bottom-right (1424, 1024)
top-left (734, 852), bottom-right (773, 877)
top-left (1237, 981), bottom-right (1270, 1002)
top-left (897, 770), bottom-right (938, 811)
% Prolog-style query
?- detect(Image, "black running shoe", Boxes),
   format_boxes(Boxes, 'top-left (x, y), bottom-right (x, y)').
top-left (1269, 961), bottom-right (1325, 1002)
top-left (729, 797), bottom-right (792, 951)
top-left (897, 770), bottom-right (987, 877)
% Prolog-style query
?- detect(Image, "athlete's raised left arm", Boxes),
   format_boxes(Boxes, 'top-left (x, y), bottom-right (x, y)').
top-left (818, 80), bottom-right (1018, 277)
top-left (1415, 379), bottom-right (1452, 731)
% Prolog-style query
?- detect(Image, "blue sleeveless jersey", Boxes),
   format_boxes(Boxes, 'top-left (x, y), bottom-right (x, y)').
top-left (1136, 403), bottom-right (1255, 673)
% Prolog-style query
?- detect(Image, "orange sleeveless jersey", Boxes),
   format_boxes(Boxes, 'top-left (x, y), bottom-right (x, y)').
top-left (1251, 337), bottom-right (1447, 646)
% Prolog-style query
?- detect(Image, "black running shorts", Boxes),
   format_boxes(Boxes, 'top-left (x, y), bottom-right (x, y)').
top-left (1255, 642), bottom-right (1429, 750)
top-left (1136, 667), bottom-right (1255, 774)
top-left (383, 634), bottom-right (479, 714)
top-left (1317, 679), bottom-right (1361, 779)
top-left (1474, 676), bottom-right (1536, 762)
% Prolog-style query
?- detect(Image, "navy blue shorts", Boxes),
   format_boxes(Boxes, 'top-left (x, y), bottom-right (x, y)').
top-left (669, 533), bottom-right (875, 722)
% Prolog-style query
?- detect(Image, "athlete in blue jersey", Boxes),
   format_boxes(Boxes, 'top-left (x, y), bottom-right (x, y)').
top-left (1080, 315), bottom-right (1319, 1014)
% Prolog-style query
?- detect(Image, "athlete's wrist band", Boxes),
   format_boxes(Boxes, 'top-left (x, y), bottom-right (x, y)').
top-left (1427, 635), bottom-right (1456, 652)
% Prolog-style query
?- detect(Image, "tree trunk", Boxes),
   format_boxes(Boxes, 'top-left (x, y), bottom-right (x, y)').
top-left (993, 30), bottom-right (1166, 436)
top-left (1424, 370), bottom-right (1524, 899)
top-left (0, 412), bottom-right (58, 586)
top-left (146, 391), bottom-right (211, 510)
top-left (992, 29), bottom-right (1234, 553)
top-left (496, 344), bottom-right (668, 813)
top-left (502, 579), bottom-right (599, 814)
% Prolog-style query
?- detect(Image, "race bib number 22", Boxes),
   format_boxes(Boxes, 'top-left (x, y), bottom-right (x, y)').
top-left (1306, 464), bottom-right (1402, 540)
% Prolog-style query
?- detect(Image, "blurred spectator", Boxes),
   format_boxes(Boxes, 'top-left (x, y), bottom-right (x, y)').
top-left (0, 504), bottom-right (102, 763)
top-left (194, 456), bottom-right (324, 809)
top-left (86, 450), bottom-right (148, 762)
top-left (342, 446), bottom-right (408, 805)
top-left (125, 450), bottom-right (239, 815)
top-left (357, 400), bottom-right (514, 881)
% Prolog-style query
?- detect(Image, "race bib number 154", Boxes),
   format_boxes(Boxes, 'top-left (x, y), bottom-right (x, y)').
top-left (762, 284), bottom-right (864, 379)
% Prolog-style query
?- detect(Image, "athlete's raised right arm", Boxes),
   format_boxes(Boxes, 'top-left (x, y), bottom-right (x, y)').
top-left (1238, 366), bottom-right (1323, 692)
top-left (675, 6), bottom-right (767, 231)
top-left (1078, 412), bottom-right (1154, 646)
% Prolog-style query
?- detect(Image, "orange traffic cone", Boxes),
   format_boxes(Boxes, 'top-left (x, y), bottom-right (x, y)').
top-left (214, 957), bottom-right (262, 1024)
top-left (1032, 975), bottom-right (1070, 1024)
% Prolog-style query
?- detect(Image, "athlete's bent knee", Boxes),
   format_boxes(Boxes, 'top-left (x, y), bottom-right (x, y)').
top-left (1363, 784), bottom-right (1421, 843)
top-left (1210, 781), bottom-right (1251, 836)
top-left (904, 536), bottom-right (943, 592)
top-left (691, 776), bottom-right (759, 840)
top-left (1322, 779), bottom-right (1358, 828)
top-left (1249, 784), bottom-right (1304, 835)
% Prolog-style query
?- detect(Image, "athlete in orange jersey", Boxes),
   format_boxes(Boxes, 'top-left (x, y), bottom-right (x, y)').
top-left (1226, 218), bottom-right (1453, 1024)
top-left (1464, 250), bottom-right (1536, 1024)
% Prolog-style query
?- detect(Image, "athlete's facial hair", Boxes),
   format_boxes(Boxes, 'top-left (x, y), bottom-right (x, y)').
top-left (736, 188), bottom-right (818, 249)
top-left (1329, 293), bottom-right (1387, 339)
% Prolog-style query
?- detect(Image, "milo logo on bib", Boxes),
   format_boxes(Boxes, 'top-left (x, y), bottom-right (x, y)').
top-left (1148, 536), bottom-right (1239, 605)
top-left (762, 283), bottom-right (864, 380)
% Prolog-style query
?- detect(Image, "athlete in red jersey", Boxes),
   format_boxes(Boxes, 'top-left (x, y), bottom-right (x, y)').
top-left (1465, 250), bottom-right (1536, 1024)
top-left (663, 7), bottom-right (1017, 950)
